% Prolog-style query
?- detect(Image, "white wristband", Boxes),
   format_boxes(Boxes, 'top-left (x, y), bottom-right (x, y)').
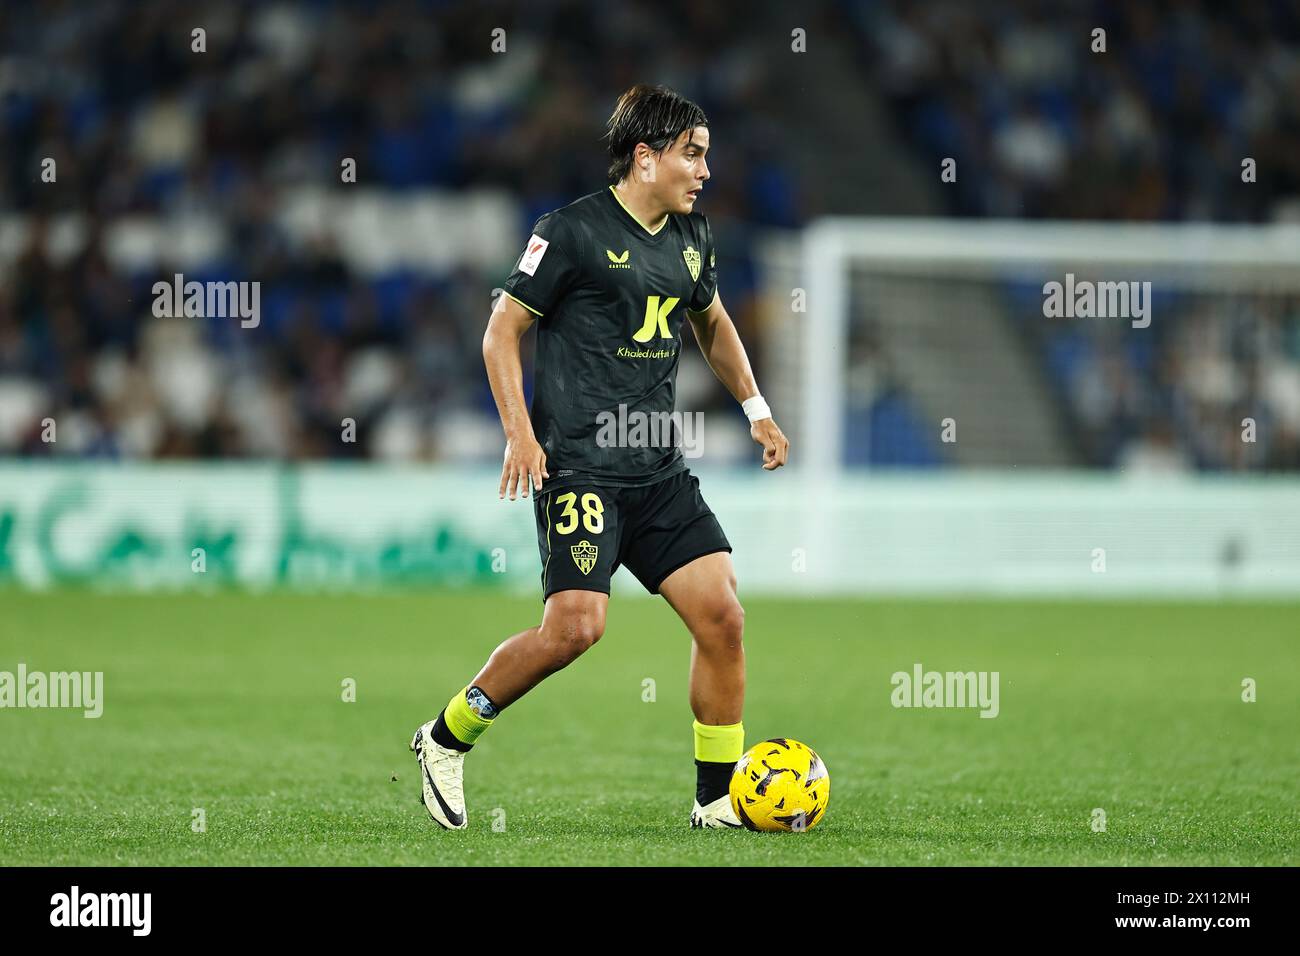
top-left (742, 394), bottom-right (772, 423)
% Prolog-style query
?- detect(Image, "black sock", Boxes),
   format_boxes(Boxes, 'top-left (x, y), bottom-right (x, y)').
top-left (695, 758), bottom-right (734, 806)
top-left (430, 709), bottom-right (473, 753)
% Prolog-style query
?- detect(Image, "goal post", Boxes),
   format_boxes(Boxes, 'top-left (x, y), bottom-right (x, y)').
top-left (779, 218), bottom-right (1300, 477)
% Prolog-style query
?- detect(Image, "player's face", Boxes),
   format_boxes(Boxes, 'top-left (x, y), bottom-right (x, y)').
top-left (655, 126), bottom-right (710, 214)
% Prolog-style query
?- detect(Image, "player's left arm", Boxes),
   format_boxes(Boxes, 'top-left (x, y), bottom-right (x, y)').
top-left (687, 292), bottom-right (789, 470)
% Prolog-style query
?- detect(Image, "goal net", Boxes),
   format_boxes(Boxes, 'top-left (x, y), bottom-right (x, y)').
top-left (758, 219), bottom-right (1300, 476)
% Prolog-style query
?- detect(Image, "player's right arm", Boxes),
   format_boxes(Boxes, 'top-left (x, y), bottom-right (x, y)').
top-left (487, 212), bottom-right (579, 499)
top-left (483, 293), bottom-right (548, 500)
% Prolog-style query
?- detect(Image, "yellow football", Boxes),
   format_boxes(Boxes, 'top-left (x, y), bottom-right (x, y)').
top-left (729, 738), bottom-right (829, 832)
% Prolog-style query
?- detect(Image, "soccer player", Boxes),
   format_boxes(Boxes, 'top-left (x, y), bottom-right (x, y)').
top-left (411, 84), bottom-right (789, 829)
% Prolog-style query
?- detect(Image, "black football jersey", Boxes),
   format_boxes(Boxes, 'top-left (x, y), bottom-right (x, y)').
top-left (501, 186), bottom-right (719, 491)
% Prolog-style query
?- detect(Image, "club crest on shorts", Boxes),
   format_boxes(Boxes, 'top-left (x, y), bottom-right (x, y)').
top-left (571, 540), bottom-right (598, 575)
top-left (682, 245), bottom-right (701, 281)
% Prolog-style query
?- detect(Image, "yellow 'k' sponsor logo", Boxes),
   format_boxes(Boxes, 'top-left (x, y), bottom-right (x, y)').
top-left (632, 295), bottom-right (679, 342)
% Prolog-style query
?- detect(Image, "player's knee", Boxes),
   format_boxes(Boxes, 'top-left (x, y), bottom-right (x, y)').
top-left (540, 595), bottom-right (606, 667)
top-left (720, 600), bottom-right (745, 646)
top-left (565, 611), bottom-right (605, 649)
top-left (697, 598), bottom-right (744, 651)
top-left (548, 619), bottom-right (604, 666)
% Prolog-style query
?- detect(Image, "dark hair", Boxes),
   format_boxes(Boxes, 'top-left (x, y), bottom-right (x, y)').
top-left (604, 84), bottom-right (708, 184)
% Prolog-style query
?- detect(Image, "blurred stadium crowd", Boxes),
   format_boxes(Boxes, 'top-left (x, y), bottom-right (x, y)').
top-left (863, 0), bottom-right (1300, 222)
top-left (1, 0), bottom-right (1299, 470)
top-left (0, 0), bottom-right (790, 461)
top-left (857, 0), bottom-right (1300, 471)
top-left (1014, 290), bottom-right (1300, 472)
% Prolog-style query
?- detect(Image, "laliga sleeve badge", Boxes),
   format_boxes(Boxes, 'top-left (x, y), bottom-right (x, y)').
top-left (520, 234), bottom-right (549, 276)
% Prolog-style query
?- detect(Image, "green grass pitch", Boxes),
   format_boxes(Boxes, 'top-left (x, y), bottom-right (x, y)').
top-left (1, 590), bottom-right (1296, 866)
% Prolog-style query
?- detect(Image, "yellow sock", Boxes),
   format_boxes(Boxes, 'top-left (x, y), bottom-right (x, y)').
top-left (693, 718), bottom-right (744, 763)
top-left (443, 685), bottom-right (497, 746)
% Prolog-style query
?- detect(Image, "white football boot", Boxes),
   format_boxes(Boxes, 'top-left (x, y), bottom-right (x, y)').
top-left (690, 793), bottom-right (743, 829)
top-left (409, 721), bottom-right (468, 830)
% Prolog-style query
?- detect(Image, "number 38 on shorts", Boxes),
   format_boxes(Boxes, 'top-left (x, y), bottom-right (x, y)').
top-left (531, 472), bottom-right (732, 602)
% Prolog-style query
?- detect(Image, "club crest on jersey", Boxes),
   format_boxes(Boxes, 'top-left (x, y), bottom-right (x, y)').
top-left (606, 249), bottom-right (631, 269)
top-left (571, 540), bottom-right (598, 575)
top-left (682, 245), bottom-right (701, 281)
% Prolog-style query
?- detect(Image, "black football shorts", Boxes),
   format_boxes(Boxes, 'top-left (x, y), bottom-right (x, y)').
top-left (532, 470), bottom-right (732, 600)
